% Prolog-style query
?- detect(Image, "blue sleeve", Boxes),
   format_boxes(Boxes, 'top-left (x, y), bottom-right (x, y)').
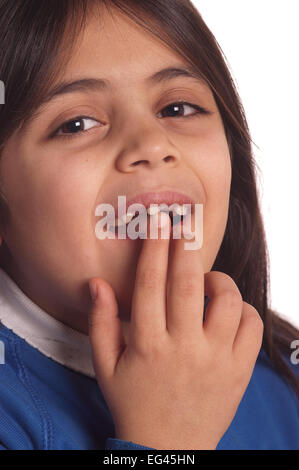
top-left (0, 443), bottom-right (7, 450)
top-left (105, 438), bottom-right (155, 450)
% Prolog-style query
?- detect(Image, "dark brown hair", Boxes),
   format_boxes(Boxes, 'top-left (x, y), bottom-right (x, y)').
top-left (0, 0), bottom-right (298, 397)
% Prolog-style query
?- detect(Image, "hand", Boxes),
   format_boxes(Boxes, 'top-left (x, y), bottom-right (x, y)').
top-left (88, 211), bottom-right (263, 450)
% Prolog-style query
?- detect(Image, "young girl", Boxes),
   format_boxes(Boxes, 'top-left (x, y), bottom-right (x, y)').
top-left (0, 0), bottom-right (298, 450)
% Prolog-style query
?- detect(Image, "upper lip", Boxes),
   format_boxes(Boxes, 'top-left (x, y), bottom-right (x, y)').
top-left (113, 190), bottom-right (196, 220)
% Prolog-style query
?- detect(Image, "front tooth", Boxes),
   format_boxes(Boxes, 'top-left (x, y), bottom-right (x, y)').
top-left (121, 212), bottom-right (135, 224)
top-left (147, 205), bottom-right (161, 216)
top-left (174, 204), bottom-right (188, 216)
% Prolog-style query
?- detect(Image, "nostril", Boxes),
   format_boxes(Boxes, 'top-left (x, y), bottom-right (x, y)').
top-left (131, 160), bottom-right (148, 166)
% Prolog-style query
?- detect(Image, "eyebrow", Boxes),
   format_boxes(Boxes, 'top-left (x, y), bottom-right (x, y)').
top-left (40, 66), bottom-right (207, 106)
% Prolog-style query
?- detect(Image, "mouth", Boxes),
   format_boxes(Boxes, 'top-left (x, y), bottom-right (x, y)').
top-left (94, 190), bottom-right (197, 240)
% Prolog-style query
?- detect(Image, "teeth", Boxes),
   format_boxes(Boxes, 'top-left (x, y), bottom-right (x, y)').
top-left (173, 205), bottom-right (188, 216)
top-left (147, 205), bottom-right (160, 216)
top-left (120, 212), bottom-right (135, 224)
top-left (146, 204), bottom-right (189, 216)
top-left (111, 204), bottom-right (189, 229)
top-left (114, 212), bottom-right (135, 227)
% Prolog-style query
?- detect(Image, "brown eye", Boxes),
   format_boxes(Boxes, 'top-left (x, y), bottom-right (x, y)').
top-left (53, 116), bottom-right (100, 139)
top-left (158, 101), bottom-right (208, 119)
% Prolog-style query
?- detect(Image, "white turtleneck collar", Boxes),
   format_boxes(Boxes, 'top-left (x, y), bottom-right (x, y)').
top-left (0, 266), bottom-right (96, 379)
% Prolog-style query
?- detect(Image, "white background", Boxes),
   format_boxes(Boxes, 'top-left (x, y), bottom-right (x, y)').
top-left (192, 0), bottom-right (299, 327)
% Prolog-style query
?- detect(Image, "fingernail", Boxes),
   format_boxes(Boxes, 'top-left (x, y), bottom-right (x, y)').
top-left (89, 281), bottom-right (98, 302)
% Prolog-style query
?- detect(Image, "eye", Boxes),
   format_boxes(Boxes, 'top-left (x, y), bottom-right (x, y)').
top-left (52, 116), bottom-right (101, 139)
top-left (158, 101), bottom-right (210, 119)
top-left (51, 101), bottom-right (211, 141)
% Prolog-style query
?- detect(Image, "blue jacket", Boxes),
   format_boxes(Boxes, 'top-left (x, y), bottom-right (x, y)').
top-left (0, 321), bottom-right (298, 450)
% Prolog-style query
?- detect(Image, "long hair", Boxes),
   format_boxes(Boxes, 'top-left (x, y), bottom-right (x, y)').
top-left (0, 0), bottom-right (298, 397)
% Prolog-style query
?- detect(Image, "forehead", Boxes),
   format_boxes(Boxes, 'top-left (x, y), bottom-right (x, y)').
top-left (60, 6), bottom-right (208, 91)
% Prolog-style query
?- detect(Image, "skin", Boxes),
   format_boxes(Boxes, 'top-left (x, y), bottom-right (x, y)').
top-left (0, 6), bottom-right (264, 449)
top-left (0, 7), bottom-right (231, 339)
top-left (89, 211), bottom-right (263, 449)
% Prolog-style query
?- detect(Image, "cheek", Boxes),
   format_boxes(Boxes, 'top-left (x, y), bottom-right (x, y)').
top-left (36, 168), bottom-right (98, 248)
top-left (189, 126), bottom-right (231, 203)
top-left (189, 132), bottom-right (231, 266)
top-left (2, 142), bottom-right (100, 256)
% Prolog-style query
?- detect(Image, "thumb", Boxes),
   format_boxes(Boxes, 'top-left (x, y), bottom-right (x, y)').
top-left (88, 278), bottom-right (126, 379)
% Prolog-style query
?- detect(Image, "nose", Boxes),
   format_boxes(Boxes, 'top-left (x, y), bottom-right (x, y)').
top-left (115, 121), bottom-right (181, 173)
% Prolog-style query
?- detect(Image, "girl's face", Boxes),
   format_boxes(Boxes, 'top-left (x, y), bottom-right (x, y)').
top-left (0, 8), bottom-right (231, 334)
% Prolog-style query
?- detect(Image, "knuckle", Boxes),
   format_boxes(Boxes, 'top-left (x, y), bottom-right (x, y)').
top-left (133, 334), bottom-right (166, 360)
top-left (173, 272), bottom-right (199, 296)
top-left (205, 272), bottom-right (242, 308)
top-left (220, 289), bottom-right (242, 310)
top-left (136, 268), bottom-right (164, 290)
top-left (88, 309), bottom-right (102, 329)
